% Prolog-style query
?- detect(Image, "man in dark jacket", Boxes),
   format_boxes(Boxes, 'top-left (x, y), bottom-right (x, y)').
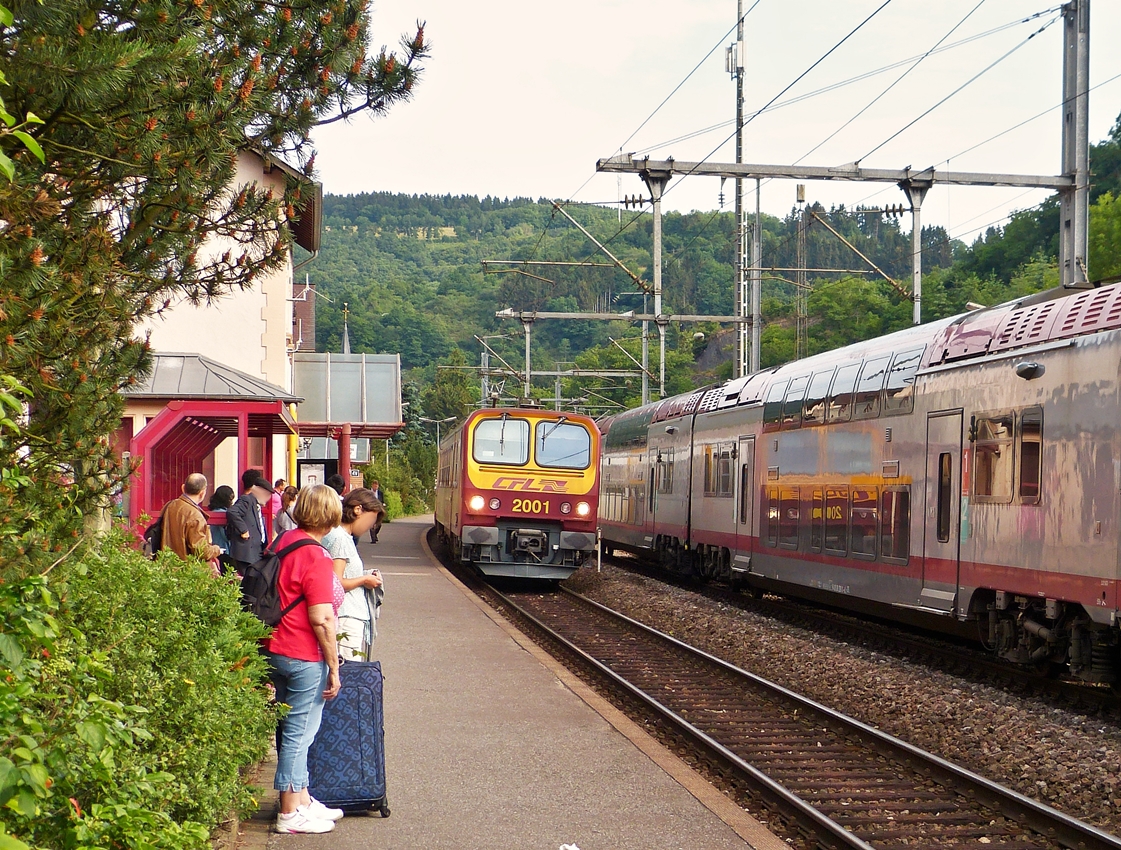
top-left (226, 471), bottom-right (273, 574)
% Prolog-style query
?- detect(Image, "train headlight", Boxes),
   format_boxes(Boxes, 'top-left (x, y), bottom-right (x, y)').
top-left (560, 502), bottom-right (572, 514)
top-left (468, 495), bottom-right (485, 512)
top-left (575, 501), bottom-right (591, 517)
top-left (488, 497), bottom-right (501, 510)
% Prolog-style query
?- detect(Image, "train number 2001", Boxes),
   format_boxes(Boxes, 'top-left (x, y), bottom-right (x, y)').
top-left (511, 498), bottom-right (550, 514)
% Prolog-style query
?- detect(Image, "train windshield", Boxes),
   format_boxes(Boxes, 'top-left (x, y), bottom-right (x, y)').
top-left (472, 416), bottom-right (530, 465)
top-left (535, 420), bottom-right (592, 469)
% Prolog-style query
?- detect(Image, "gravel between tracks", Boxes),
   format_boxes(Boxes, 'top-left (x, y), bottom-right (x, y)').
top-left (564, 563), bottom-right (1121, 837)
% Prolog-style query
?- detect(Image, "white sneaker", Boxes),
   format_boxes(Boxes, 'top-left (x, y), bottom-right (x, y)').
top-left (306, 798), bottom-right (344, 822)
top-left (275, 809), bottom-right (335, 834)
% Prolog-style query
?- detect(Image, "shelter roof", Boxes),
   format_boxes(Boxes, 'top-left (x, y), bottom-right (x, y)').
top-left (124, 353), bottom-right (302, 403)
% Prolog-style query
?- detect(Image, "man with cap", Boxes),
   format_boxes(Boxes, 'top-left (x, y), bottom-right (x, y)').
top-left (226, 470), bottom-right (274, 574)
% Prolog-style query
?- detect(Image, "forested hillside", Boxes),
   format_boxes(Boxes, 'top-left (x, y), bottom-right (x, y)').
top-left (311, 111), bottom-right (1121, 416)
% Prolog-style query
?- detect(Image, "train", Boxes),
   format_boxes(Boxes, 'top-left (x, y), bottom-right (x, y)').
top-left (598, 280), bottom-right (1121, 684)
top-left (435, 406), bottom-right (601, 580)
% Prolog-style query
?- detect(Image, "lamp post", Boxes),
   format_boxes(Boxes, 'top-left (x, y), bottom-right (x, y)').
top-left (419, 416), bottom-right (456, 446)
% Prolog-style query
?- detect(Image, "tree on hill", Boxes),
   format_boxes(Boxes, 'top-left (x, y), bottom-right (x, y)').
top-left (0, 1), bottom-right (427, 575)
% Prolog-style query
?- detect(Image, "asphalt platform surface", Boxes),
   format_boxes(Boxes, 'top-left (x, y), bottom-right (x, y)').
top-left (241, 514), bottom-right (786, 850)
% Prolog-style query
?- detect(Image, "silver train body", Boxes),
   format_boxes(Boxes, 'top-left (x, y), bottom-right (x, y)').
top-left (599, 282), bottom-right (1121, 683)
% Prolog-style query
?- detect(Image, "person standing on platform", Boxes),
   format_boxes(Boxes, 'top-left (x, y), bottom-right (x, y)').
top-left (265, 484), bottom-right (345, 834)
top-left (207, 484), bottom-right (237, 575)
top-left (226, 472), bottom-right (273, 574)
top-left (274, 485), bottom-right (299, 537)
top-left (322, 488), bottom-right (384, 662)
top-left (162, 473), bottom-right (222, 572)
top-left (269, 478), bottom-right (286, 526)
top-left (367, 479), bottom-right (385, 543)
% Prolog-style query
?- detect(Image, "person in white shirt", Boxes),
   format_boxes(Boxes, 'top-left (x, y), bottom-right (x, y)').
top-left (320, 488), bottom-right (384, 662)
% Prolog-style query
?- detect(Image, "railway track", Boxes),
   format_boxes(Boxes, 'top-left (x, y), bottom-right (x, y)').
top-left (605, 553), bottom-right (1121, 720)
top-left (484, 582), bottom-right (1121, 850)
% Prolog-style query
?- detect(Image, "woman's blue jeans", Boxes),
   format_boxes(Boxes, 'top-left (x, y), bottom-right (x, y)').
top-left (267, 652), bottom-right (329, 792)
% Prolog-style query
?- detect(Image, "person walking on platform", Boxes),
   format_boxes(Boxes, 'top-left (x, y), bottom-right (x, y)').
top-left (322, 488), bottom-right (384, 662)
top-left (162, 473), bottom-right (222, 571)
top-left (367, 479), bottom-right (385, 543)
top-left (226, 471), bottom-right (272, 574)
top-left (266, 484), bottom-right (345, 834)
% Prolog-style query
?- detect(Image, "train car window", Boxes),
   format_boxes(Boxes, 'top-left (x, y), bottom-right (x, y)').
top-left (972, 413), bottom-right (1014, 503)
top-left (765, 487), bottom-right (779, 547)
top-left (803, 369), bottom-right (835, 425)
top-left (809, 489), bottom-right (824, 552)
top-left (782, 375), bottom-right (811, 429)
top-left (657, 448), bottom-right (674, 494)
top-left (762, 379), bottom-right (789, 431)
top-left (827, 363), bottom-right (861, 423)
top-left (824, 486), bottom-right (848, 553)
top-left (880, 488), bottom-right (910, 563)
top-left (850, 488), bottom-right (878, 558)
top-left (882, 347), bottom-right (924, 416)
top-left (472, 417), bottom-right (530, 465)
top-left (853, 355), bottom-right (890, 420)
top-left (717, 447), bottom-right (734, 497)
top-left (779, 487), bottom-right (800, 548)
top-left (535, 421), bottom-right (592, 469)
top-left (739, 464), bottom-right (752, 525)
top-left (1017, 407), bottom-right (1043, 504)
top-left (703, 445), bottom-right (715, 496)
top-left (937, 453), bottom-right (952, 542)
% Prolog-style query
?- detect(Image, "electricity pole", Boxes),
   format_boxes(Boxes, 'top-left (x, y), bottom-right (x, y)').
top-left (727, 2), bottom-right (746, 377)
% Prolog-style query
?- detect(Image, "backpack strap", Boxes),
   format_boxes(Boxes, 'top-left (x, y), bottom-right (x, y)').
top-left (274, 536), bottom-right (327, 621)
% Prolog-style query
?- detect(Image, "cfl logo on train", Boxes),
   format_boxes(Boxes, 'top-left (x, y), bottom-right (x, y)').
top-left (491, 477), bottom-right (570, 492)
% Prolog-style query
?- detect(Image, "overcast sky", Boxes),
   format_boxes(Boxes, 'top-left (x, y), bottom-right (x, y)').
top-left (312, 0), bottom-right (1120, 244)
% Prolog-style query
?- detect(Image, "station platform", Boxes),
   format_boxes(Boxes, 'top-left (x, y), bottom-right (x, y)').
top-left (240, 515), bottom-right (786, 850)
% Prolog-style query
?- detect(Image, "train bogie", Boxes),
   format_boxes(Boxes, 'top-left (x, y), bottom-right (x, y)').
top-left (598, 282), bottom-right (1121, 683)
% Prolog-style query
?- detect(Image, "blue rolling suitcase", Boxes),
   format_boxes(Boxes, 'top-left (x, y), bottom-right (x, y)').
top-left (307, 660), bottom-right (390, 816)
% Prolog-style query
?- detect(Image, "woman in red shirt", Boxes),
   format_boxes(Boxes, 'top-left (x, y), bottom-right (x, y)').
top-left (266, 484), bottom-right (346, 834)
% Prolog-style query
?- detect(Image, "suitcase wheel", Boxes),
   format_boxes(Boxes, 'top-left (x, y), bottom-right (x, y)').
top-left (379, 802), bottom-right (391, 818)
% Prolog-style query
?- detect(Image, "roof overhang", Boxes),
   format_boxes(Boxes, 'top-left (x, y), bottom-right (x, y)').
top-left (295, 421), bottom-right (406, 441)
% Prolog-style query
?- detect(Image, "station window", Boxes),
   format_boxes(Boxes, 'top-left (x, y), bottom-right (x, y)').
top-left (803, 369), bottom-right (834, 426)
top-left (779, 487), bottom-right (800, 548)
top-left (1017, 407), bottom-right (1043, 504)
top-left (824, 486), bottom-right (848, 553)
top-left (782, 375), bottom-right (810, 429)
top-left (853, 355), bottom-right (890, 420)
top-left (809, 489), bottom-right (824, 552)
top-left (972, 413), bottom-right (1014, 503)
top-left (880, 488), bottom-right (910, 563)
top-left (850, 488), bottom-right (878, 558)
top-left (827, 363), bottom-right (861, 423)
top-left (762, 379), bottom-right (789, 431)
top-left (473, 416), bottom-right (530, 465)
top-left (765, 487), bottom-right (779, 547)
top-left (882, 348), bottom-right (924, 416)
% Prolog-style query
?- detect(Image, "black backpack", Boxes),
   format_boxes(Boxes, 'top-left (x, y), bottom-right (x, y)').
top-left (240, 537), bottom-right (323, 627)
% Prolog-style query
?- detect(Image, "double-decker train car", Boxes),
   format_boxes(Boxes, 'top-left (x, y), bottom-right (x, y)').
top-left (435, 406), bottom-right (600, 580)
top-left (599, 281), bottom-right (1121, 683)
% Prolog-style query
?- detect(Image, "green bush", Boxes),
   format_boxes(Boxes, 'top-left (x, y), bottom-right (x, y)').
top-left (0, 533), bottom-right (275, 849)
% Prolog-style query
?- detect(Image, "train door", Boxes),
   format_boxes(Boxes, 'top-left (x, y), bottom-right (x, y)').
top-left (733, 436), bottom-right (755, 574)
top-left (922, 411), bottom-right (962, 613)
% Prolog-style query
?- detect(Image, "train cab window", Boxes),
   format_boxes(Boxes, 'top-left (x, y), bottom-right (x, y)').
top-left (972, 413), bottom-right (1014, 503)
top-left (803, 369), bottom-right (835, 426)
top-left (779, 487), bottom-right (800, 548)
top-left (782, 375), bottom-right (811, 429)
top-left (853, 355), bottom-right (890, 420)
top-left (827, 363), bottom-right (861, 423)
top-left (824, 486), bottom-right (848, 553)
top-left (535, 420), bottom-right (592, 469)
top-left (1017, 407), bottom-right (1043, 504)
top-left (762, 379), bottom-right (789, 431)
top-left (809, 489), bottom-right (824, 552)
top-left (882, 347), bottom-right (924, 416)
top-left (765, 487), bottom-right (779, 547)
top-left (881, 488), bottom-right (910, 563)
top-left (472, 416), bottom-right (530, 465)
top-left (850, 488), bottom-right (878, 558)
